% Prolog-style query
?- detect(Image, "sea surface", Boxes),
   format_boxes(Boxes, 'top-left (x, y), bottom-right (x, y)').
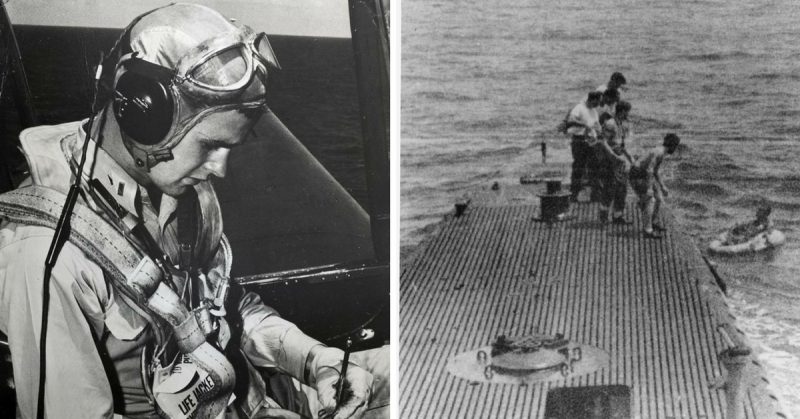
top-left (402, 0), bottom-right (800, 416)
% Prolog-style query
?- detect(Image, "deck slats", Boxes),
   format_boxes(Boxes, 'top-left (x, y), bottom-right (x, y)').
top-left (401, 194), bottom-right (783, 418)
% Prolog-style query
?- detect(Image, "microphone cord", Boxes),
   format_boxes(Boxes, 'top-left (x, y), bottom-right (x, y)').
top-left (36, 53), bottom-right (105, 419)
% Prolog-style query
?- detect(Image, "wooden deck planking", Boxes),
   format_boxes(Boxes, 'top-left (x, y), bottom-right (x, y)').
top-left (400, 192), bottom-right (784, 418)
top-left (421, 212), bottom-right (490, 418)
top-left (405, 210), bottom-right (488, 416)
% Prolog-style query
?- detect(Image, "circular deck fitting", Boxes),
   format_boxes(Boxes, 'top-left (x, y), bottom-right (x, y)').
top-left (446, 334), bottom-right (609, 384)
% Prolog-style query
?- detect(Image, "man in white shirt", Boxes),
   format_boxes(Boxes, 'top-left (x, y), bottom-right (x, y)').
top-left (566, 91), bottom-right (602, 201)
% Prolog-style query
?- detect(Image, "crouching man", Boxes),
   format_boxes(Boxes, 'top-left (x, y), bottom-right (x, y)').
top-left (629, 133), bottom-right (681, 238)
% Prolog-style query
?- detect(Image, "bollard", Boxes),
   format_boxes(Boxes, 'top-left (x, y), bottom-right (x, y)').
top-left (455, 199), bottom-right (470, 217)
top-left (538, 180), bottom-right (570, 221)
top-left (541, 141), bottom-right (547, 164)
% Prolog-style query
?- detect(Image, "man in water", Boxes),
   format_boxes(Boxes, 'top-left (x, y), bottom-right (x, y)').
top-left (596, 101), bottom-right (633, 223)
top-left (630, 133), bottom-right (681, 238)
top-left (565, 91), bottom-right (603, 201)
top-left (727, 205), bottom-right (773, 245)
top-left (0, 4), bottom-right (386, 418)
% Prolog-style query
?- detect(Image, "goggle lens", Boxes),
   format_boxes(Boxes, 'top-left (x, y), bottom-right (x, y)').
top-left (190, 46), bottom-right (249, 88)
top-left (254, 33), bottom-right (280, 70)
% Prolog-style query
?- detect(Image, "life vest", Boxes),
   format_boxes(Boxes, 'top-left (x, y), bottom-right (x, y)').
top-left (0, 122), bottom-right (262, 418)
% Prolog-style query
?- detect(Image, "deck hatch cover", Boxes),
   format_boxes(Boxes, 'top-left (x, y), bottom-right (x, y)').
top-left (446, 334), bottom-right (609, 384)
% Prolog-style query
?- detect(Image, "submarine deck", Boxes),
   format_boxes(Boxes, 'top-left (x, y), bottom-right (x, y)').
top-left (400, 185), bottom-right (784, 418)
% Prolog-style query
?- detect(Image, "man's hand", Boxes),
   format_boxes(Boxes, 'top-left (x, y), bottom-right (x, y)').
top-left (585, 132), bottom-right (598, 146)
top-left (310, 347), bottom-right (374, 419)
top-left (621, 158), bottom-right (631, 173)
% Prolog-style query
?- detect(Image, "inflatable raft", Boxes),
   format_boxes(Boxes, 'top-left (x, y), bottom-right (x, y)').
top-left (708, 229), bottom-right (785, 255)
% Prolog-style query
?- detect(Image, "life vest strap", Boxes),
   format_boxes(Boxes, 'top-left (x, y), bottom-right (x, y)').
top-left (0, 185), bottom-right (236, 418)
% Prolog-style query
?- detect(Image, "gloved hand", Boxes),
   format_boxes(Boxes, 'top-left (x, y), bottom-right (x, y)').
top-left (309, 346), bottom-right (373, 419)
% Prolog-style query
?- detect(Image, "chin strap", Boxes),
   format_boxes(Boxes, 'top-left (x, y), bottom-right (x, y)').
top-left (124, 139), bottom-right (176, 171)
top-left (35, 54), bottom-right (107, 419)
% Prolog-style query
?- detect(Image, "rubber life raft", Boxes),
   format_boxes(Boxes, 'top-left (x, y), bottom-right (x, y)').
top-left (708, 229), bottom-right (785, 254)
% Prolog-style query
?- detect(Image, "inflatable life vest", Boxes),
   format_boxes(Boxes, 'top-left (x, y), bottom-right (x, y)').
top-left (0, 121), bottom-right (243, 418)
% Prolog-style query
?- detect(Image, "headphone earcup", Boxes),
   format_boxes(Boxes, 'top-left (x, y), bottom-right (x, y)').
top-left (113, 70), bottom-right (174, 146)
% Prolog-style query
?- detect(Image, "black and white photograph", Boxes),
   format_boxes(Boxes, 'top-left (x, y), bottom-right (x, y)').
top-left (0, 0), bottom-right (389, 418)
top-left (401, 0), bottom-right (800, 417)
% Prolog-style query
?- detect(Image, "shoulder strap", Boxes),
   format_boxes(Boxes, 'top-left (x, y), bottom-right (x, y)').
top-left (0, 186), bottom-right (235, 344)
top-left (0, 185), bottom-right (233, 347)
top-left (0, 186), bottom-right (168, 337)
top-left (0, 185), bottom-right (237, 418)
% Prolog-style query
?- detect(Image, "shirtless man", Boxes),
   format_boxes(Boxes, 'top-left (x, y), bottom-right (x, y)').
top-left (596, 101), bottom-right (633, 223)
top-left (629, 133), bottom-right (680, 238)
top-left (597, 88), bottom-right (620, 119)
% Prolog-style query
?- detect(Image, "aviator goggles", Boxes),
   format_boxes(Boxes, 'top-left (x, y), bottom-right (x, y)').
top-left (112, 24), bottom-right (281, 168)
top-left (173, 26), bottom-right (281, 101)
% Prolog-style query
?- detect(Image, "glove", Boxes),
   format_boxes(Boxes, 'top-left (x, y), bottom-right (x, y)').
top-left (309, 346), bottom-right (374, 419)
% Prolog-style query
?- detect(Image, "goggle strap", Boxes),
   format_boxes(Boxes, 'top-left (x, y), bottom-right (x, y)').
top-left (119, 52), bottom-right (176, 85)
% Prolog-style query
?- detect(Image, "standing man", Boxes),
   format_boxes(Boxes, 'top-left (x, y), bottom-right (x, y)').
top-left (566, 91), bottom-right (602, 201)
top-left (630, 133), bottom-right (681, 238)
top-left (596, 101), bottom-right (633, 223)
top-left (597, 72), bottom-right (627, 95)
top-left (597, 88), bottom-right (620, 118)
top-left (0, 4), bottom-right (386, 419)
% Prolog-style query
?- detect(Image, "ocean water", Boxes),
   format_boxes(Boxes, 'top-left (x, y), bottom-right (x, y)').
top-left (402, 0), bottom-right (800, 416)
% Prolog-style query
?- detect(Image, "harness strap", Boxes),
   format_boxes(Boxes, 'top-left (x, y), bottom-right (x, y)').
top-left (0, 185), bottom-right (236, 418)
top-left (0, 186), bottom-right (170, 342)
